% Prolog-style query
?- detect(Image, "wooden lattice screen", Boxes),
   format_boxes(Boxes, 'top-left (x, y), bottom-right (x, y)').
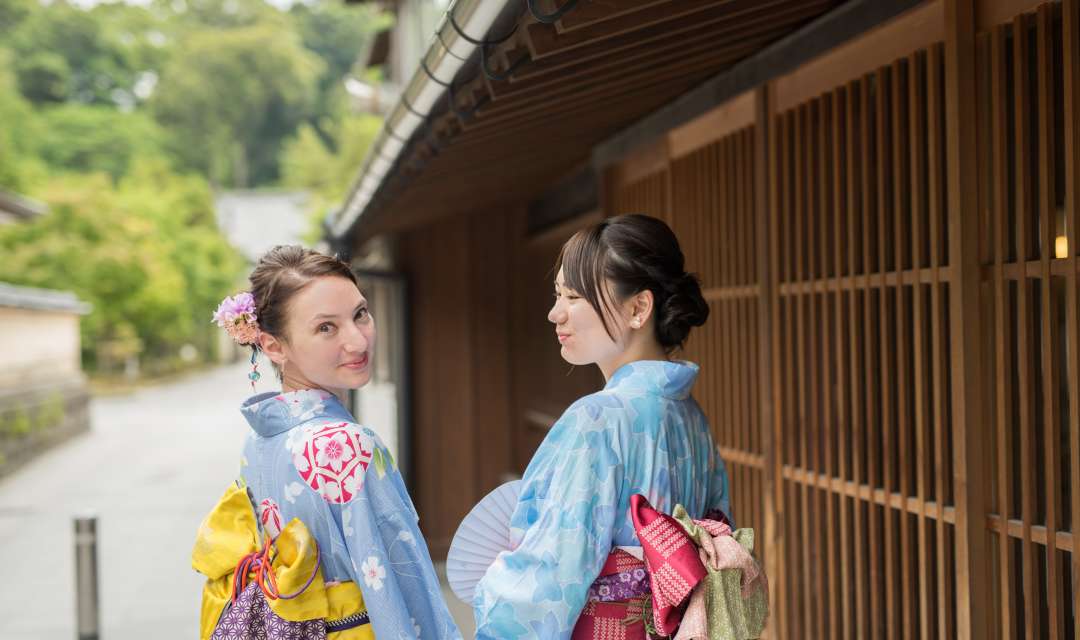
top-left (670, 129), bottom-right (767, 573)
top-left (771, 44), bottom-right (958, 638)
top-left (603, 2), bottom-right (1080, 637)
top-left (981, 2), bottom-right (1079, 637)
top-left (610, 170), bottom-right (669, 221)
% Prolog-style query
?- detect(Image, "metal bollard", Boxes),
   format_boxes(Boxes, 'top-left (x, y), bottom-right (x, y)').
top-left (74, 515), bottom-right (99, 640)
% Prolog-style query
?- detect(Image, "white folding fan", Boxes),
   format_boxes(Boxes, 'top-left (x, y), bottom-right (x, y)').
top-left (446, 479), bottom-right (522, 604)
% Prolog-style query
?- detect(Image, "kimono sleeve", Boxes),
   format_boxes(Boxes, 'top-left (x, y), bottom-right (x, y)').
top-left (332, 420), bottom-right (460, 634)
top-left (473, 400), bottom-right (626, 640)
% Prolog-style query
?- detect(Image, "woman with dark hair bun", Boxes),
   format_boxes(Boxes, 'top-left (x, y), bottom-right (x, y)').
top-left (192, 245), bottom-right (461, 640)
top-left (472, 214), bottom-right (733, 639)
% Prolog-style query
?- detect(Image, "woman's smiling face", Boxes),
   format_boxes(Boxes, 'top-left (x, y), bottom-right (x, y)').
top-left (548, 267), bottom-right (628, 368)
top-left (273, 275), bottom-right (376, 393)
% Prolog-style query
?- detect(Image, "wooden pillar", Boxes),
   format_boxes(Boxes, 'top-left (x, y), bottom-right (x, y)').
top-left (755, 84), bottom-right (784, 638)
top-left (943, 1), bottom-right (991, 638)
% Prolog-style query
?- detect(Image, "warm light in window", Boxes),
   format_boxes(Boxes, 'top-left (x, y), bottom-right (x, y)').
top-left (1056, 235), bottom-right (1069, 259)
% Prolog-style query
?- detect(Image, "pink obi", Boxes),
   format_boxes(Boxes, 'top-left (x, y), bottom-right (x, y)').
top-left (573, 495), bottom-right (728, 640)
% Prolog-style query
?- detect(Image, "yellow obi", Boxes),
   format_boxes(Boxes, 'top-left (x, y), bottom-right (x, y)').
top-left (192, 485), bottom-right (375, 640)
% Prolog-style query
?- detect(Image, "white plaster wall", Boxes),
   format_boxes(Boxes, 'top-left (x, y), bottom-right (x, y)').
top-left (0, 307), bottom-right (83, 388)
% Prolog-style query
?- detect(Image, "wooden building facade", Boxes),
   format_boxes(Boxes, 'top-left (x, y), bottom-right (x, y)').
top-left (334, 1), bottom-right (1080, 636)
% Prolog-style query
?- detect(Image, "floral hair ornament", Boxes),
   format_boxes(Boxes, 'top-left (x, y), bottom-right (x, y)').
top-left (213, 292), bottom-right (263, 390)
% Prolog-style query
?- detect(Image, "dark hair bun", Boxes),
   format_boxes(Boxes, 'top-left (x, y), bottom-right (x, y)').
top-left (656, 272), bottom-right (709, 348)
top-left (556, 213), bottom-right (710, 352)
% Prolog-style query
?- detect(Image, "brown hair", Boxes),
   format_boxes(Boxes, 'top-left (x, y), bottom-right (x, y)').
top-left (248, 245), bottom-right (360, 342)
top-left (555, 213), bottom-right (708, 352)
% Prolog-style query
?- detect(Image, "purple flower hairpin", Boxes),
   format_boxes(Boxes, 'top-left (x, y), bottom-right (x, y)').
top-left (213, 292), bottom-right (264, 391)
top-left (213, 292), bottom-right (262, 346)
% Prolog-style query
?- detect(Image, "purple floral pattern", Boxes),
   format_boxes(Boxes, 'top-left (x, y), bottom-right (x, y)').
top-left (585, 567), bottom-right (650, 603)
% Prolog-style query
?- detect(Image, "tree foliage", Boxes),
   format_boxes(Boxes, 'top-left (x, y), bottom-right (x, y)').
top-left (0, 0), bottom-right (388, 374)
top-left (0, 167), bottom-right (245, 367)
top-left (151, 22), bottom-right (322, 187)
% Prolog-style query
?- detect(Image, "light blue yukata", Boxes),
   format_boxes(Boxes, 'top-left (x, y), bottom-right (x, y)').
top-left (473, 360), bottom-right (731, 639)
top-left (236, 388), bottom-right (462, 640)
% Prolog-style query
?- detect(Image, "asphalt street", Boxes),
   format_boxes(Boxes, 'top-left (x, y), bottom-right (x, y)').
top-left (0, 362), bottom-right (474, 638)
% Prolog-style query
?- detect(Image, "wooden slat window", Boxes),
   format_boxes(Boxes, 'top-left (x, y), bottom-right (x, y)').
top-left (771, 42), bottom-right (956, 638)
top-left (980, 3), bottom-right (1078, 637)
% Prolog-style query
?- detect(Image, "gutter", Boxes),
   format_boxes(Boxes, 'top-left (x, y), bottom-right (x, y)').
top-left (330, 0), bottom-right (516, 242)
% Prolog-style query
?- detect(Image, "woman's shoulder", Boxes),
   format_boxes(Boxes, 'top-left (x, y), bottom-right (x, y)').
top-left (282, 419), bottom-right (397, 505)
top-left (285, 417), bottom-right (389, 451)
top-left (563, 385), bottom-right (679, 428)
top-left (563, 388), bottom-right (634, 421)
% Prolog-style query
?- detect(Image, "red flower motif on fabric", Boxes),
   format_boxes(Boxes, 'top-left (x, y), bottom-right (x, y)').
top-left (294, 422), bottom-right (374, 504)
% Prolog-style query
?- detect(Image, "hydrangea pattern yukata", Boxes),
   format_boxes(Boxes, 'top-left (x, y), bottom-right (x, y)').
top-left (473, 360), bottom-right (731, 639)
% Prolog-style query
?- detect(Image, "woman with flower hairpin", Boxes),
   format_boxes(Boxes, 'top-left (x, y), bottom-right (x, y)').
top-left (192, 246), bottom-right (461, 640)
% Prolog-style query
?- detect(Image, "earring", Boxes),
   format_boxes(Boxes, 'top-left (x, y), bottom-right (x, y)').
top-left (631, 317), bottom-right (641, 328)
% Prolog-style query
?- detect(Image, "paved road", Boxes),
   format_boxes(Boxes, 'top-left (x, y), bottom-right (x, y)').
top-left (0, 363), bottom-right (474, 638)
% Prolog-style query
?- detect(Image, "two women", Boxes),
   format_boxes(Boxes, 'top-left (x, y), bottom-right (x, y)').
top-left (194, 214), bottom-right (730, 639)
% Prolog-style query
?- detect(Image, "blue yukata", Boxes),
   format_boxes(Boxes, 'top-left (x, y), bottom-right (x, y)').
top-left (473, 360), bottom-right (731, 639)
top-left (232, 389), bottom-right (461, 639)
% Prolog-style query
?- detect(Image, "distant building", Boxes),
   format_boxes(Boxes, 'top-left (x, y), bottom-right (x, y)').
top-left (0, 193), bottom-right (91, 477)
top-left (346, 0), bottom-right (448, 116)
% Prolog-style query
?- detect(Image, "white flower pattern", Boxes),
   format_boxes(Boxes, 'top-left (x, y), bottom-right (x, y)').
top-left (283, 481), bottom-right (304, 504)
top-left (278, 389), bottom-right (329, 423)
top-left (361, 556), bottom-right (386, 591)
top-left (318, 478), bottom-right (342, 502)
top-left (314, 432), bottom-right (354, 472)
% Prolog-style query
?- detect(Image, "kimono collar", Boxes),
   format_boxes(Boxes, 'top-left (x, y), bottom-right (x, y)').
top-left (240, 388), bottom-right (353, 438)
top-left (605, 360), bottom-right (699, 400)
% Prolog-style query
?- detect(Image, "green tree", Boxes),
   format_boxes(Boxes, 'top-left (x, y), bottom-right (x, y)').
top-left (157, 0), bottom-right (283, 31)
top-left (152, 22), bottom-right (322, 187)
top-left (8, 1), bottom-right (142, 106)
top-left (115, 159), bottom-right (246, 359)
top-left (290, 1), bottom-right (391, 132)
top-left (34, 104), bottom-right (170, 181)
top-left (0, 170), bottom-right (244, 368)
top-left (281, 113), bottom-right (382, 241)
top-left (282, 114), bottom-right (382, 200)
top-left (0, 47), bottom-right (45, 192)
top-left (0, 0), bottom-right (36, 42)
top-left (13, 51), bottom-right (69, 103)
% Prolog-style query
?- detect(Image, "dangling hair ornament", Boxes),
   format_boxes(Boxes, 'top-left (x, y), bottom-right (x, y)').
top-left (212, 292), bottom-right (263, 390)
top-left (248, 349), bottom-right (261, 391)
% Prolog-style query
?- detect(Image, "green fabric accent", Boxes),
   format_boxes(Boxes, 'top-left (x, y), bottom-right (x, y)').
top-left (642, 599), bottom-right (664, 638)
top-left (672, 506), bottom-right (769, 640)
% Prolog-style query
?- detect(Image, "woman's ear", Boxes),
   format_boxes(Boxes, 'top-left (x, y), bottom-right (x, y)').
top-left (258, 331), bottom-right (287, 366)
top-left (628, 289), bottom-right (655, 328)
